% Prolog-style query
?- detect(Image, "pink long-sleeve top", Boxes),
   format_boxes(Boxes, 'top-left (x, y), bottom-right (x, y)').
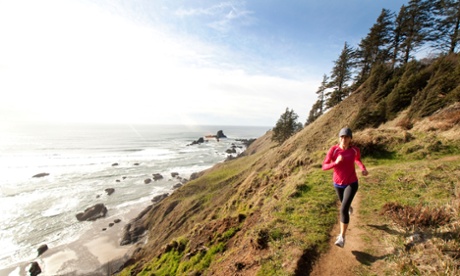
top-left (322, 145), bottom-right (367, 185)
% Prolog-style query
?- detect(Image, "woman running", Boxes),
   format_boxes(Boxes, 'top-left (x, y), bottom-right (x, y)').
top-left (322, 127), bottom-right (368, 247)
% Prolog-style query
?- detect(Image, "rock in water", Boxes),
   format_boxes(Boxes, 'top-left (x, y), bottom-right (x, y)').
top-left (152, 173), bottom-right (163, 181)
top-left (105, 188), bottom-right (115, 195)
top-left (76, 203), bottom-right (108, 221)
top-left (216, 130), bottom-right (227, 138)
top-left (32, 173), bottom-right (49, 178)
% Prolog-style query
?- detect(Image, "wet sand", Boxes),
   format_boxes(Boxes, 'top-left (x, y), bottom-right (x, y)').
top-left (0, 204), bottom-right (148, 276)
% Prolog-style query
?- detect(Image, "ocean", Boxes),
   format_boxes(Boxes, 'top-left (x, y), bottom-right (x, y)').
top-left (0, 123), bottom-right (269, 270)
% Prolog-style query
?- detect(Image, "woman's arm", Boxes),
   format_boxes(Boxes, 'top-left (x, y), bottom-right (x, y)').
top-left (322, 146), bottom-right (337, 171)
top-left (354, 147), bottom-right (368, 176)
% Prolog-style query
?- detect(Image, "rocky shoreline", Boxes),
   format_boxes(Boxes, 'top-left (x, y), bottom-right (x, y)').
top-left (0, 134), bottom-right (256, 276)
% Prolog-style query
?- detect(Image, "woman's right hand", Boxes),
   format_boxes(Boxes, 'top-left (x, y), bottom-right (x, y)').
top-left (335, 154), bottom-right (342, 165)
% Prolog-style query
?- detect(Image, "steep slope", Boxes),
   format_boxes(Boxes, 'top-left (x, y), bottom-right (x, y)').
top-left (117, 56), bottom-right (460, 275)
top-left (115, 88), bottom-right (374, 275)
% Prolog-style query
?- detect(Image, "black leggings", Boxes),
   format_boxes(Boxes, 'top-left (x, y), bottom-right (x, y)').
top-left (334, 182), bottom-right (359, 224)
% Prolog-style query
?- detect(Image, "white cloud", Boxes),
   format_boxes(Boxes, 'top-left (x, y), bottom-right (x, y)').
top-left (0, 0), bottom-right (315, 126)
top-left (175, 1), bottom-right (254, 33)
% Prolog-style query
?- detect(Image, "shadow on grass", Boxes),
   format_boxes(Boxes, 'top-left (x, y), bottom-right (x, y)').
top-left (367, 224), bottom-right (403, 236)
top-left (351, 251), bottom-right (390, 266)
top-left (294, 245), bottom-right (318, 276)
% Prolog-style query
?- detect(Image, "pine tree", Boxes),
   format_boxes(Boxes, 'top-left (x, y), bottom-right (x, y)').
top-left (272, 108), bottom-right (303, 144)
top-left (305, 100), bottom-right (323, 126)
top-left (326, 42), bottom-right (355, 108)
top-left (390, 5), bottom-right (408, 67)
top-left (306, 75), bottom-right (329, 125)
top-left (431, 0), bottom-right (460, 54)
top-left (400, 0), bottom-right (434, 64)
top-left (356, 9), bottom-right (394, 82)
top-left (316, 74), bottom-right (328, 114)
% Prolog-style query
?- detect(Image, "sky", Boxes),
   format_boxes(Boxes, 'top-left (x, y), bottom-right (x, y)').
top-left (0, 0), bottom-right (409, 127)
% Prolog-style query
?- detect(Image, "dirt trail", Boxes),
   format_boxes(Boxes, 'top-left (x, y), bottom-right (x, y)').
top-left (310, 192), bottom-right (384, 276)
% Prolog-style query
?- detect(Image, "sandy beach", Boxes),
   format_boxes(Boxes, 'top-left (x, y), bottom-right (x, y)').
top-left (0, 204), bottom-right (148, 276)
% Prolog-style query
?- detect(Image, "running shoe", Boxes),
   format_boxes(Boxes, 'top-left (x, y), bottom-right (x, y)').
top-left (335, 235), bottom-right (345, 248)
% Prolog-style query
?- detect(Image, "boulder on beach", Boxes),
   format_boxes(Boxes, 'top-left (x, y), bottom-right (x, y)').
top-left (105, 188), bottom-right (115, 195)
top-left (29, 261), bottom-right (41, 276)
top-left (172, 183), bottom-right (183, 189)
top-left (76, 203), bottom-right (108, 221)
top-left (32, 173), bottom-right (49, 178)
top-left (37, 244), bottom-right (48, 256)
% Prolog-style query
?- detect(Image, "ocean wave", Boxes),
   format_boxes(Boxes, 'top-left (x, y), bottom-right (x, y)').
top-left (121, 149), bottom-right (144, 152)
top-left (42, 198), bottom-right (79, 217)
top-left (0, 124), bottom-right (267, 269)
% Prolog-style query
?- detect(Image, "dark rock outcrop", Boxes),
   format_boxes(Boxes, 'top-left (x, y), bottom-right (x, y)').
top-left (144, 178), bottom-right (152, 184)
top-left (37, 244), bottom-right (48, 256)
top-left (190, 171), bottom-right (203, 181)
top-left (226, 147), bottom-right (237, 154)
top-left (29, 262), bottom-right (41, 276)
top-left (152, 173), bottom-right (163, 181)
top-left (216, 130), bottom-right (227, 138)
top-left (171, 172), bottom-right (179, 178)
top-left (32, 173), bottom-right (49, 178)
top-left (105, 188), bottom-right (115, 195)
top-left (188, 137), bottom-right (205, 146)
top-left (172, 183), bottom-right (183, 189)
top-left (236, 138), bottom-right (256, 147)
top-left (76, 203), bottom-right (108, 221)
top-left (120, 205), bottom-right (153, 246)
top-left (152, 193), bottom-right (169, 204)
top-left (112, 163), bottom-right (119, 166)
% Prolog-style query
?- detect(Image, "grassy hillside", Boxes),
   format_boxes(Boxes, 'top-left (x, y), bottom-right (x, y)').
top-left (116, 56), bottom-right (460, 275)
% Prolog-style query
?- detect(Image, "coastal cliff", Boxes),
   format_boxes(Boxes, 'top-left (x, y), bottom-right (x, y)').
top-left (116, 55), bottom-right (460, 275)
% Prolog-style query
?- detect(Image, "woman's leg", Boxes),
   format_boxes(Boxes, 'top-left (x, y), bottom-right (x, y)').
top-left (335, 182), bottom-right (359, 237)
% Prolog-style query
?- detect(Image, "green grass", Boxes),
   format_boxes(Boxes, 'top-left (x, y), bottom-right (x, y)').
top-left (120, 232), bottom-right (234, 276)
top-left (257, 169), bottom-right (338, 275)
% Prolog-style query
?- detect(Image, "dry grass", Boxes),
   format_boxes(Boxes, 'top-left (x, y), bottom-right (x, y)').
top-left (362, 154), bottom-right (460, 276)
top-left (413, 102), bottom-right (460, 132)
top-left (380, 202), bottom-right (454, 229)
